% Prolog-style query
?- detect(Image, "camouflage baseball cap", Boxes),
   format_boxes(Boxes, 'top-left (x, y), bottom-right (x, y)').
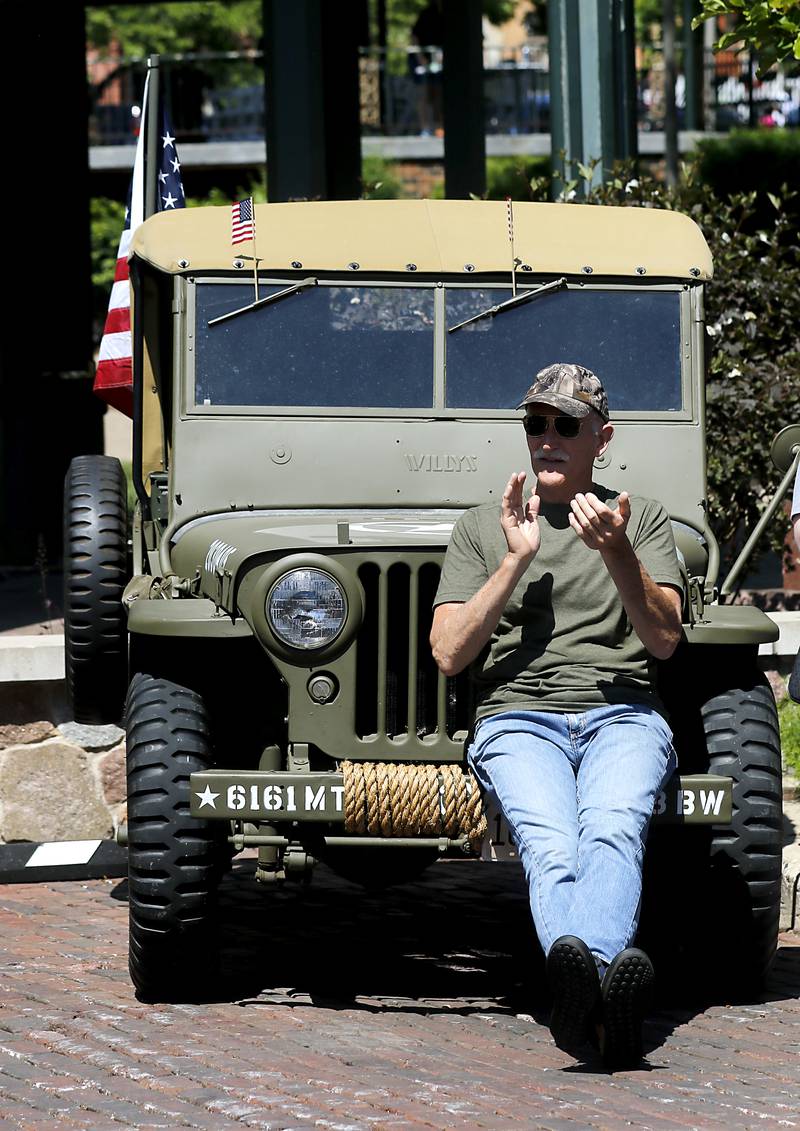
top-left (516, 362), bottom-right (609, 422)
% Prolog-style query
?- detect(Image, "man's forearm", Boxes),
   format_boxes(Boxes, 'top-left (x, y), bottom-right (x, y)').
top-left (430, 554), bottom-right (528, 676)
top-left (600, 539), bottom-right (682, 660)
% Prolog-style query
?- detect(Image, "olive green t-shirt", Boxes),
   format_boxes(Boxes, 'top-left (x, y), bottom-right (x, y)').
top-left (433, 486), bottom-right (684, 720)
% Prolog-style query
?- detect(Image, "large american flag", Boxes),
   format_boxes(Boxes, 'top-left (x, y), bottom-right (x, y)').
top-left (94, 71), bottom-right (185, 416)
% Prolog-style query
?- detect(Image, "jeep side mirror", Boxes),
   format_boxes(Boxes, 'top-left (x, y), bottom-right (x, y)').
top-left (770, 424), bottom-right (800, 474)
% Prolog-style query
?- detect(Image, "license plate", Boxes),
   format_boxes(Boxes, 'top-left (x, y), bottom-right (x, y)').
top-left (190, 771), bottom-right (345, 820)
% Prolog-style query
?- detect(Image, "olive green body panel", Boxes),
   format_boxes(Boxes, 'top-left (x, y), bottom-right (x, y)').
top-left (127, 597), bottom-right (252, 637)
top-left (168, 417), bottom-right (709, 538)
top-left (682, 603), bottom-right (779, 645)
top-left (171, 511), bottom-right (460, 589)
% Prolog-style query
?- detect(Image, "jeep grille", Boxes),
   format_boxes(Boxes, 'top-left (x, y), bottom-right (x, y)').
top-left (356, 560), bottom-right (473, 743)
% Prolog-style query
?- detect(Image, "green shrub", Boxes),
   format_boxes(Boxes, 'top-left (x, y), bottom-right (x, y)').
top-left (779, 697), bottom-right (800, 776)
top-left (485, 155), bottom-right (551, 200)
top-left (361, 157), bottom-right (405, 199)
top-left (694, 129), bottom-right (800, 225)
top-left (90, 196), bottom-right (126, 337)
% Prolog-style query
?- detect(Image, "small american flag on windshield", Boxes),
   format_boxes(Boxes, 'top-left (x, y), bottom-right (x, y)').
top-left (231, 198), bottom-right (255, 245)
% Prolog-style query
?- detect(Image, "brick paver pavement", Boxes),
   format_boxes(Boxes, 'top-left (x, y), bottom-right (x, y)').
top-left (1, 859), bottom-right (798, 1130)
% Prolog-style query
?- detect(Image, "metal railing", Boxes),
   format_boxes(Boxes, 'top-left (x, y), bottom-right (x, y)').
top-left (87, 45), bottom-right (800, 147)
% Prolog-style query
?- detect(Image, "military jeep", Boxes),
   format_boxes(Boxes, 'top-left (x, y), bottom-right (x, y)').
top-left (64, 199), bottom-right (784, 1002)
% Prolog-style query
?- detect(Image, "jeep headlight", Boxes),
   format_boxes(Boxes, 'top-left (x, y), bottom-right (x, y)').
top-left (267, 569), bottom-right (347, 650)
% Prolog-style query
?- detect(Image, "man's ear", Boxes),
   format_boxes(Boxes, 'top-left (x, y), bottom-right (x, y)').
top-left (595, 421), bottom-right (614, 458)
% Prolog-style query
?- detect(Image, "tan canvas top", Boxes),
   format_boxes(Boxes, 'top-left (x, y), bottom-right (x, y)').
top-left (131, 198), bottom-right (712, 281)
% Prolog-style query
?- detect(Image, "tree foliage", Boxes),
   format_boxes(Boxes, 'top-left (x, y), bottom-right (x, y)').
top-left (86, 2), bottom-right (262, 57)
top-left (694, 1), bottom-right (800, 72)
top-left (87, 1), bottom-right (518, 59)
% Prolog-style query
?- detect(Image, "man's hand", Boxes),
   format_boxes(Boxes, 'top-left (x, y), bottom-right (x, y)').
top-left (431, 473), bottom-right (541, 676)
top-left (569, 490), bottom-right (682, 659)
top-left (501, 472), bottom-right (541, 562)
top-left (569, 490), bottom-right (630, 554)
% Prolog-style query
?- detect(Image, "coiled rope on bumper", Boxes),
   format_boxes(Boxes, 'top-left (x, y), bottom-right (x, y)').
top-left (340, 761), bottom-right (487, 852)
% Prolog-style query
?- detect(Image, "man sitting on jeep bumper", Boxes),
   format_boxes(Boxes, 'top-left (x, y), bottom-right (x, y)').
top-left (430, 363), bottom-right (683, 1070)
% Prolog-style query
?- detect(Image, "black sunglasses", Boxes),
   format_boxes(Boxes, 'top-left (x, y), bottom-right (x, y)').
top-left (522, 414), bottom-right (582, 439)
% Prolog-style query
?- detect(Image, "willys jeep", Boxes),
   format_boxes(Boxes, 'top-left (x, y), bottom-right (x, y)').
top-left (64, 199), bottom-right (784, 1003)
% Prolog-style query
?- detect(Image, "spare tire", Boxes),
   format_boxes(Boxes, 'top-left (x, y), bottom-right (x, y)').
top-left (63, 454), bottom-right (129, 724)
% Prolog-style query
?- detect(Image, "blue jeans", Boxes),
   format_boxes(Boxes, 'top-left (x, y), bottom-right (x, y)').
top-left (468, 705), bottom-right (676, 967)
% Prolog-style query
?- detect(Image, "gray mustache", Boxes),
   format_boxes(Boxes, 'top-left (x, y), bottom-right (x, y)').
top-left (532, 449), bottom-right (569, 462)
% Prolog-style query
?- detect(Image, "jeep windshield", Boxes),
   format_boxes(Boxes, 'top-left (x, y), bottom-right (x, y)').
top-left (193, 281), bottom-right (683, 413)
top-left (196, 283), bottom-right (435, 409)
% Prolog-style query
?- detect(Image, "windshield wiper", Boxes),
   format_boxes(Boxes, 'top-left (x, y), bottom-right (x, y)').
top-left (447, 277), bottom-right (568, 334)
top-left (208, 277), bottom-right (318, 328)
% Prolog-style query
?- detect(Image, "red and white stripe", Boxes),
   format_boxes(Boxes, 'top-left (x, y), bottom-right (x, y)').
top-left (94, 73), bottom-right (148, 417)
top-left (94, 227), bottom-right (135, 415)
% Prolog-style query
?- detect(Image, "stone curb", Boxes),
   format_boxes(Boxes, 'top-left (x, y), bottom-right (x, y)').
top-left (0, 636), bottom-right (65, 682)
top-left (0, 838), bottom-right (127, 883)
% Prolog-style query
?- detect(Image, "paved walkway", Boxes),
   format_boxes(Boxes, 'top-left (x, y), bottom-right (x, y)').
top-left (1, 860), bottom-right (798, 1130)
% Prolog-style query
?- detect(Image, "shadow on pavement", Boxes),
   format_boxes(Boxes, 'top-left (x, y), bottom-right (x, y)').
top-left (110, 855), bottom-right (799, 1074)
top-left (218, 858), bottom-right (544, 1016)
top-left (114, 857), bottom-right (544, 1016)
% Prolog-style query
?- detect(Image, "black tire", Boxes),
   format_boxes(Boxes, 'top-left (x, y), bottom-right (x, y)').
top-left (63, 455), bottom-right (129, 724)
top-left (126, 673), bottom-right (227, 1002)
top-left (702, 677), bottom-right (783, 989)
top-left (644, 653), bottom-right (782, 999)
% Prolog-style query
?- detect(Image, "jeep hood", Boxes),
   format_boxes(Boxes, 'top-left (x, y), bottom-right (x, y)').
top-left (171, 508), bottom-right (462, 601)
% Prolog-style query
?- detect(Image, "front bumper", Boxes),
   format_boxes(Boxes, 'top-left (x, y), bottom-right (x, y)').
top-left (190, 770), bottom-right (733, 826)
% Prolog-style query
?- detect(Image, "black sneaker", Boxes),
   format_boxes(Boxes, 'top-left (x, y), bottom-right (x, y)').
top-left (546, 935), bottom-right (601, 1054)
top-left (599, 947), bottom-right (655, 1071)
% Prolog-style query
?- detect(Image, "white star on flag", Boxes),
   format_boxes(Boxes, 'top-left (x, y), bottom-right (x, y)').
top-left (162, 131), bottom-right (175, 149)
top-left (162, 192), bottom-right (178, 209)
top-left (196, 786), bottom-right (219, 809)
